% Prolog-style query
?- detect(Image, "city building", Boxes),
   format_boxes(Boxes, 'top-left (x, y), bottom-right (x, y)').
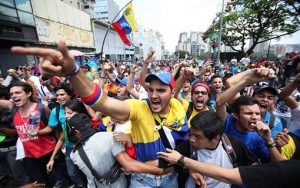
top-left (92, 19), bottom-right (134, 61)
top-left (176, 31), bottom-right (206, 56)
top-left (94, 0), bottom-right (119, 23)
top-left (0, 0), bottom-right (38, 73)
top-left (132, 26), bottom-right (165, 60)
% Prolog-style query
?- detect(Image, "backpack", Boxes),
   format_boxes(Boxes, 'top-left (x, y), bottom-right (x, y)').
top-left (10, 102), bottom-right (48, 125)
top-left (190, 133), bottom-right (237, 167)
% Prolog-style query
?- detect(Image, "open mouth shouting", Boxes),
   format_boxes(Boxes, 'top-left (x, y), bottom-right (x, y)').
top-left (151, 99), bottom-right (161, 112)
top-left (13, 98), bottom-right (22, 105)
top-left (194, 98), bottom-right (205, 111)
top-left (248, 121), bottom-right (257, 130)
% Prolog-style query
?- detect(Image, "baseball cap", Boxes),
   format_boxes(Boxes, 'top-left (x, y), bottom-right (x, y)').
top-left (116, 78), bottom-right (128, 86)
top-left (68, 113), bottom-right (92, 132)
top-left (145, 70), bottom-right (174, 88)
top-left (253, 85), bottom-right (278, 96)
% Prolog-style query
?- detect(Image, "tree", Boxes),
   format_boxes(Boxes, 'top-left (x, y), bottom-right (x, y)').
top-left (174, 50), bottom-right (191, 59)
top-left (203, 0), bottom-right (300, 56)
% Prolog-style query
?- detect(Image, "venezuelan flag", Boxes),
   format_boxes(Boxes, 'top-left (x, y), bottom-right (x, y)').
top-left (112, 3), bottom-right (138, 46)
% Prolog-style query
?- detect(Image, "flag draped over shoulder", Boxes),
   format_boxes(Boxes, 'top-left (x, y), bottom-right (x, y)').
top-left (112, 3), bottom-right (138, 46)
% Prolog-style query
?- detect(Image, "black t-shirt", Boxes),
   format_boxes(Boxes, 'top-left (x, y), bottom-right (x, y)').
top-left (239, 160), bottom-right (300, 188)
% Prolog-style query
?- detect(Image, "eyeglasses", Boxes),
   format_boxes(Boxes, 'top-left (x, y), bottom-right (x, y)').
top-left (193, 91), bottom-right (208, 95)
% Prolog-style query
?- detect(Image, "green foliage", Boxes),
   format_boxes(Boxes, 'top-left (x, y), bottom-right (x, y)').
top-left (174, 50), bottom-right (191, 58)
top-left (203, 0), bottom-right (300, 55)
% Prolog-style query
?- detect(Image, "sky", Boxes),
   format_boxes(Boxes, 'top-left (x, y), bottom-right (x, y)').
top-left (114, 0), bottom-right (300, 52)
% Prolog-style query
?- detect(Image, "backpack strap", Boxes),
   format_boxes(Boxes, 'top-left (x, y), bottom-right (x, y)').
top-left (11, 103), bottom-right (48, 124)
top-left (154, 119), bottom-right (172, 149)
top-left (10, 105), bottom-right (18, 119)
top-left (77, 146), bottom-right (122, 185)
top-left (268, 112), bottom-right (276, 129)
top-left (37, 102), bottom-right (48, 125)
top-left (221, 133), bottom-right (237, 167)
top-left (186, 102), bottom-right (194, 120)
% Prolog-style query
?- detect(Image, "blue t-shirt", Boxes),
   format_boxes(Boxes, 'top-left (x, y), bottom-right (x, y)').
top-left (225, 113), bottom-right (270, 163)
top-left (263, 111), bottom-right (283, 138)
top-left (48, 105), bottom-right (73, 148)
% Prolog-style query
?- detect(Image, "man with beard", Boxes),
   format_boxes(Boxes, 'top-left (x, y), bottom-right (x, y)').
top-left (174, 67), bottom-right (211, 128)
top-left (216, 68), bottom-right (284, 163)
top-left (11, 41), bottom-right (189, 188)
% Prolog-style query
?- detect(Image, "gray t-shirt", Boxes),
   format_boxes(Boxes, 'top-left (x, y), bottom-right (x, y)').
top-left (185, 141), bottom-right (232, 188)
top-left (70, 132), bottom-right (126, 188)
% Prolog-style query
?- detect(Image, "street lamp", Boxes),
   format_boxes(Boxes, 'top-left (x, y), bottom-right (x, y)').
top-left (216, 0), bottom-right (225, 66)
top-left (216, 0), bottom-right (237, 66)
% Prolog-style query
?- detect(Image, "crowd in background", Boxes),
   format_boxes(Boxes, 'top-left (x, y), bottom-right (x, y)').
top-left (0, 46), bottom-right (300, 188)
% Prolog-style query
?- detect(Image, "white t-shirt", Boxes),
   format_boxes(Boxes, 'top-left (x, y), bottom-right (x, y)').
top-left (185, 141), bottom-right (232, 188)
top-left (288, 105), bottom-right (300, 132)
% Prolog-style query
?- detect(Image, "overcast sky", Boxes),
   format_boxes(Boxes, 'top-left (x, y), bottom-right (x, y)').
top-left (114, 0), bottom-right (300, 52)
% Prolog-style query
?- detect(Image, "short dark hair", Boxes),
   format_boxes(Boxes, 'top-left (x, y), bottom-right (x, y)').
top-left (233, 96), bottom-right (258, 115)
top-left (64, 99), bottom-right (89, 117)
top-left (211, 75), bottom-right (223, 82)
top-left (54, 82), bottom-right (74, 97)
top-left (190, 111), bottom-right (224, 141)
top-left (10, 82), bottom-right (35, 102)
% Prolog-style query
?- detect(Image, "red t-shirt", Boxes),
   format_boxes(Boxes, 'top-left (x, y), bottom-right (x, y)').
top-left (14, 104), bottom-right (56, 158)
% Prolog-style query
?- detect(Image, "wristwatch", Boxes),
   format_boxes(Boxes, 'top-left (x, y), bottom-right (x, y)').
top-left (177, 155), bottom-right (185, 167)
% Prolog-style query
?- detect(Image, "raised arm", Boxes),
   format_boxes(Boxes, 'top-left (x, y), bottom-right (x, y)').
top-left (216, 68), bottom-right (276, 121)
top-left (279, 73), bottom-right (300, 110)
top-left (11, 41), bottom-right (131, 121)
top-left (126, 65), bottom-right (141, 99)
top-left (140, 52), bottom-right (155, 91)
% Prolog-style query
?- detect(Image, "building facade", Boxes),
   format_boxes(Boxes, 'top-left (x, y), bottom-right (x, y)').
top-left (94, 0), bottom-right (119, 23)
top-left (132, 26), bottom-right (164, 60)
top-left (0, 0), bottom-right (38, 74)
top-left (176, 31), bottom-right (206, 56)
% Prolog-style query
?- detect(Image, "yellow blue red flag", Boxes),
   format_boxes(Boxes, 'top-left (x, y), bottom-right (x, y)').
top-left (112, 3), bottom-right (138, 46)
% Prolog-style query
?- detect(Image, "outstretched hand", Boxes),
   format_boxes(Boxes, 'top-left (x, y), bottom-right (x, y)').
top-left (157, 148), bottom-right (181, 164)
top-left (144, 51), bottom-right (156, 64)
top-left (11, 41), bottom-right (76, 80)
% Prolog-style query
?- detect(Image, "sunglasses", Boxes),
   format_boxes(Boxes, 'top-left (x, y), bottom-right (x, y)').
top-left (193, 91), bottom-right (208, 95)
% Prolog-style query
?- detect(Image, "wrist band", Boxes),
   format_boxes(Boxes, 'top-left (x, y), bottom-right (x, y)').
top-left (66, 65), bottom-right (80, 80)
top-left (265, 141), bottom-right (276, 148)
top-left (81, 84), bottom-right (103, 107)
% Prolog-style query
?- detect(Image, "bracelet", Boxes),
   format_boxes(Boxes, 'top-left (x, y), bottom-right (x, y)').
top-left (265, 141), bottom-right (276, 148)
top-left (65, 65), bottom-right (80, 80)
top-left (81, 84), bottom-right (103, 107)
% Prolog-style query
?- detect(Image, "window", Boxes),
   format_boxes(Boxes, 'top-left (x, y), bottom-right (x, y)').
top-left (77, 2), bottom-right (80, 9)
top-left (18, 10), bottom-right (34, 26)
top-left (0, 5), bottom-right (18, 17)
top-left (15, 0), bottom-right (32, 12)
top-left (0, 0), bottom-right (14, 7)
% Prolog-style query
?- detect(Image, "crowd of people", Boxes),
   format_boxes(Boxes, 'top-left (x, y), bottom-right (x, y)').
top-left (0, 41), bottom-right (299, 188)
